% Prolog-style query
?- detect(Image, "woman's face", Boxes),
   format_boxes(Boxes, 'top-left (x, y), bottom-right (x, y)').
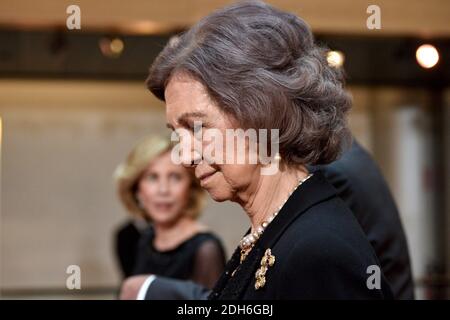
top-left (165, 73), bottom-right (261, 203)
top-left (137, 151), bottom-right (192, 225)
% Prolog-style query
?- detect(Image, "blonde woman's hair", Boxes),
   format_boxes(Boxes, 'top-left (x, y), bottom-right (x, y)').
top-left (113, 135), bottom-right (206, 221)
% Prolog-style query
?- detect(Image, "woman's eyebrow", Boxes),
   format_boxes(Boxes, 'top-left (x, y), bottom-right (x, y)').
top-left (177, 112), bottom-right (207, 128)
top-left (166, 112), bottom-right (207, 130)
top-left (177, 111), bottom-right (207, 122)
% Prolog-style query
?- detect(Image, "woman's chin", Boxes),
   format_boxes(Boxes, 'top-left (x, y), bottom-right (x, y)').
top-left (207, 189), bottom-right (232, 202)
top-left (150, 213), bottom-right (178, 226)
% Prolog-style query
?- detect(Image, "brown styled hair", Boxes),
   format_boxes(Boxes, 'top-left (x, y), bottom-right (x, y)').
top-left (146, 0), bottom-right (352, 165)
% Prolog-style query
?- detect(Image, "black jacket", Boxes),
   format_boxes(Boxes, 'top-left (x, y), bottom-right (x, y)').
top-left (208, 171), bottom-right (393, 299)
top-left (312, 140), bottom-right (414, 299)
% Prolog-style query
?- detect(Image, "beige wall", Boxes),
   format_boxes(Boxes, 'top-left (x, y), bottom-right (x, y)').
top-left (0, 79), bottom-right (248, 292)
top-left (0, 0), bottom-right (449, 36)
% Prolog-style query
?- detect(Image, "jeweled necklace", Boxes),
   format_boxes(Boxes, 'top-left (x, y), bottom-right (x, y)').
top-left (239, 173), bottom-right (313, 263)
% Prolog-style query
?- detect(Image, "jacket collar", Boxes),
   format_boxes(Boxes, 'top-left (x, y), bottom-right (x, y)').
top-left (209, 170), bottom-right (337, 300)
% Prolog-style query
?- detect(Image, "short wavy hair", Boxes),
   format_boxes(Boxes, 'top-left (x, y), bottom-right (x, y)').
top-left (146, 0), bottom-right (352, 165)
top-left (114, 135), bottom-right (206, 221)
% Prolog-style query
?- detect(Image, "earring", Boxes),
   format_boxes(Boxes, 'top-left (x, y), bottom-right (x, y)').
top-left (274, 152), bottom-right (282, 162)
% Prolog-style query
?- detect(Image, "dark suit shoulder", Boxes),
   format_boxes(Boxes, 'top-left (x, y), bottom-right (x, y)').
top-left (276, 197), bottom-right (390, 299)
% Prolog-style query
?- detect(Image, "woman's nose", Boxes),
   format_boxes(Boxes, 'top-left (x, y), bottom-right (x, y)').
top-left (177, 133), bottom-right (202, 167)
top-left (183, 150), bottom-right (202, 168)
top-left (158, 179), bottom-right (170, 194)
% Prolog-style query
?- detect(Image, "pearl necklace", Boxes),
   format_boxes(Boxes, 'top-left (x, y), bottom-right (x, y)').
top-left (239, 173), bottom-right (314, 260)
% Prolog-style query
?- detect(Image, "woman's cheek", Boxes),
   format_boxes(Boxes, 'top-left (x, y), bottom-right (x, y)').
top-left (143, 184), bottom-right (157, 202)
top-left (173, 182), bottom-right (190, 207)
top-left (209, 173), bottom-right (236, 201)
top-left (222, 164), bottom-right (251, 187)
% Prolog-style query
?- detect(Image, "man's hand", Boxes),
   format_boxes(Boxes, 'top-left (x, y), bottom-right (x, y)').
top-left (120, 275), bottom-right (151, 300)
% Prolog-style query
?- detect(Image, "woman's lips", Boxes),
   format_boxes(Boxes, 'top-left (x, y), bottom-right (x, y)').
top-left (153, 202), bottom-right (174, 211)
top-left (198, 171), bottom-right (217, 184)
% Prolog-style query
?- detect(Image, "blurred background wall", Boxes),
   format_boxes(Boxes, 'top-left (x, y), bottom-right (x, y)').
top-left (0, 0), bottom-right (449, 299)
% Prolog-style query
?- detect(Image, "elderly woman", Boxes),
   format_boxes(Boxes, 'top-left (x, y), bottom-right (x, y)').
top-left (114, 135), bottom-right (226, 290)
top-left (138, 1), bottom-right (393, 299)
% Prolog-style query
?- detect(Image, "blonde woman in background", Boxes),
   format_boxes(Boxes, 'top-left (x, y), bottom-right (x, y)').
top-left (114, 135), bottom-right (226, 290)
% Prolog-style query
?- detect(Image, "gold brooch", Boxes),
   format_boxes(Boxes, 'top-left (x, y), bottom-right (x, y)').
top-left (255, 249), bottom-right (275, 290)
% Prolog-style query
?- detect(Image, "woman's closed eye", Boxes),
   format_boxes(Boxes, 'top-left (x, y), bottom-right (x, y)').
top-left (169, 172), bottom-right (183, 182)
top-left (145, 173), bottom-right (158, 182)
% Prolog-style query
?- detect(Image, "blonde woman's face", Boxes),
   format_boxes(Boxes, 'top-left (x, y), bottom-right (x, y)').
top-left (137, 151), bottom-right (192, 225)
